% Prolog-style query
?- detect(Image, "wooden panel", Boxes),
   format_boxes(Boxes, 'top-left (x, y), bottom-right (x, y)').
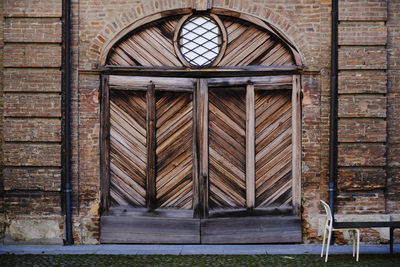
top-left (146, 84), bottom-right (156, 210)
top-left (101, 75), bottom-right (111, 211)
top-left (201, 216), bottom-right (302, 243)
top-left (156, 92), bottom-right (193, 209)
top-left (246, 84), bottom-right (255, 208)
top-left (209, 88), bottom-right (246, 209)
top-left (101, 214), bottom-right (200, 244)
top-left (110, 91), bottom-right (147, 207)
top-left (291, 75), bottom-right (301, 215)
top-left (107, 16), bottom-right (182, 67)
top-left (208, 76), bottom-right (292, 89)
top-left (217, 16), bottom-right (295, 67)
top-left (108, 75), bottom-right (196, 91)
top-left (100, 207), bottom-right (301, 244)
top-left (255, 90), bottom-right (292, 208)
top-left (194, 79), bottom-right (209, 218)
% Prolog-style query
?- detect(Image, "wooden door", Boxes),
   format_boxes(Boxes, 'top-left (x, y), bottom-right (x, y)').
top-left (207, 86), bottom-right (294, 213)
top-left (106, 76), bottom-right (298, 213)
top-left (102, 75), bottom-right (302, 244)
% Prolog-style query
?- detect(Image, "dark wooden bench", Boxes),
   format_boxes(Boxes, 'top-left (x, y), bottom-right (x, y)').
top-left (333, 221), bottom-right (400, 254)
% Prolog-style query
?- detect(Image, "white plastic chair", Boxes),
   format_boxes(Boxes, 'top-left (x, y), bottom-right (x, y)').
top-left (320, 200), bottom-right (360, 262)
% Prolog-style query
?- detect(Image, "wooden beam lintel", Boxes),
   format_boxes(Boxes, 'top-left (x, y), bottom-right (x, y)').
top-left (101, 65), bottom-right (301, 78)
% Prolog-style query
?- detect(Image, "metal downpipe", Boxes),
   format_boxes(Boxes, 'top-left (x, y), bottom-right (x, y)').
top-left (63, 0), bottom-right (73, 245)
top-left (329, 0), bottom-right (339, 244)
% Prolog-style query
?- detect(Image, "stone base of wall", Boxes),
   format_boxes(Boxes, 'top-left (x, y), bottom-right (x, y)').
top-left (72, 216), bottom-right (100, 245)
top-left (304, 214), bottom-right (400, 245)
top-left (2, 217), bottom-right (63, 245)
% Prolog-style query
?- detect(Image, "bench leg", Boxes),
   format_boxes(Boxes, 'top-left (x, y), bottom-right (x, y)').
top-left (390, 227), bottom-right (394, 255)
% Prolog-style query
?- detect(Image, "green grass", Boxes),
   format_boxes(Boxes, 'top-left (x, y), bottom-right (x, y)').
top-left (0, 254), bottom-right (399, 267)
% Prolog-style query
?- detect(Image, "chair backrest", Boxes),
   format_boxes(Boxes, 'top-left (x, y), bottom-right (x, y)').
top-left (320, 200), bottom-right (333, 225)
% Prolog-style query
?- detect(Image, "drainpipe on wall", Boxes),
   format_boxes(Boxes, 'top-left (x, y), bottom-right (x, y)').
top-left (63, 0), bottom-right (73, 245)
top-left (329, 0), bottom-right (339, 244)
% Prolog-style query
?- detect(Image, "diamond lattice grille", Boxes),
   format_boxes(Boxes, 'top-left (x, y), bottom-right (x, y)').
top-left (179, 16), bottom-right (221, 66)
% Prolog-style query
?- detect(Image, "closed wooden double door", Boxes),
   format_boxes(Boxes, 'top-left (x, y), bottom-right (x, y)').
top-left (107, 76), bottom-right (296, 216)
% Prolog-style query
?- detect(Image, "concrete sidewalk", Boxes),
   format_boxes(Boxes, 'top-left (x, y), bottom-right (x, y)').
top-left (0, 244), bottom-right (398, 255)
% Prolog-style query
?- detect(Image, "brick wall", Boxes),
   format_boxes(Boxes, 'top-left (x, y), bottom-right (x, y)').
top-left (1, 0), bottom-right (63, 244)
top-left (336, 0), bottom-right (388, 217)
top-left (387, 0), bottom-right (400, 217)
top-left (0, 0), bottom-right (5, 242)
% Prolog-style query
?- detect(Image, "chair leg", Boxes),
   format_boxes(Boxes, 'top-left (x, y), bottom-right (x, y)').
top-left (325, 227), bottom-right (333, 262)
top-left (356, 229), bottom-right (360, 262)
top-left (352, 230), bottom-right (356, 257)
top-left (321, 227), bottom-right (327, 257)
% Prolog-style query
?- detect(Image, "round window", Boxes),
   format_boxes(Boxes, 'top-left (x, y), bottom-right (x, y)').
top-left (178, 15), bottom-right (223, 67)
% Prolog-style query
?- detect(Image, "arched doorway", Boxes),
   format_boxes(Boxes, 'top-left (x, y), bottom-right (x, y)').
top-left (100, 9), bottom-right (302, 243)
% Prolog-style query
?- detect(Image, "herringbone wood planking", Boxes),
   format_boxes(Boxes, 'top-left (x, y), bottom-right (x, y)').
top-left (107, 17), bottom-right (182, 67)
top-left (156, 92), bottom-right (193, 209)
top-left (255, 90), bottom-right (292, 207)
top-left (110, 91), bottom-right (147, 207)
top-left (107, 15), bottom-right (295, 67)
top-left (209, 89), bottom-right (246, 209)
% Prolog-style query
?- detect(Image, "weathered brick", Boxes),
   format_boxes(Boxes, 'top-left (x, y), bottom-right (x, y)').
top-left (387, 168), bottom-right (400, 203)
top-left (338, 143), bottom-right (386, 167)
top-left (339, 0), bottom-right (387, 21)
top-left (4, 192), bottom-right (61, 219)
top-left (388, 23), bottom-right (400, 70)
top-left (338, 71), bottom-right (387, 94)
top-left (4, 0), bottom-right (62, 18)
top-left (4, 18), bottom-right (62, 43)
top-left (3, 143), bottom-right (61, 167)
top-left (3, 167), bottom-right (61, 191)
top-left (4, 94), bottom-right (61, 117)
top-left (339, 47), bottom-right (387, 70)
top-left (338, 95), bottom-right (386, 118)
top-left (337, 192), bottom-right (386, 214)
top-left (339, 23), bottom-right (387, 46)
top-left (338, 167), bottom-right (386, 191)
top-left (388, 92), bottom-right (400, 143)
top-left (338, 118), bottom-right (386, 142)
top-left (4, 68), bottom-right (62, 92)
top-left (4, 118), bottom-right (61, 142)
top-left (388, 143), bottom-right (400, 168)
top-left (4, 44), bottom-right (61, 67)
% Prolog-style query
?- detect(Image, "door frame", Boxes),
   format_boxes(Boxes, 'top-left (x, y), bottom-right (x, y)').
top-left (100, 69), bottom-right (302, 217)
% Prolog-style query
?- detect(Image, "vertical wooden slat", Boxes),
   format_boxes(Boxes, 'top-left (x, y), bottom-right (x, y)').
top-left (100, 75), bottom-right (110, 212)
top-left (199, 79), bottom-right (209, 218)
top-left (146, 82), bottom-right (156, 211)
top-left (292, 75), bottom-right (301, 215)
top-left (192, 86), bottom-right (200, 218)
top-left (246, 83), bottom-right (255, 209)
